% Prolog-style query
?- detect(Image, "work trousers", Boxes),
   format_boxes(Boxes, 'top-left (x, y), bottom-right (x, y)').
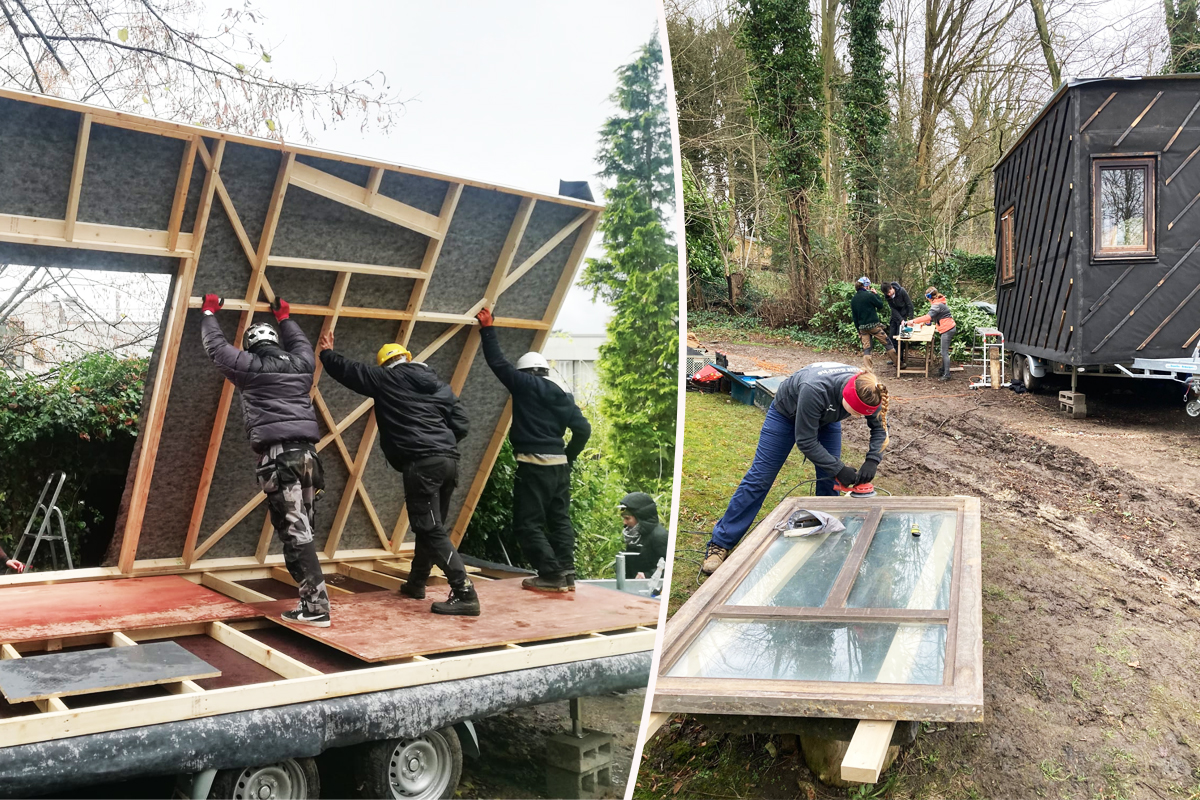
top-left (513, 462), bottom-right (575, 578)
top-left (402, 455), bottom-right (470, 589)
top-left (940, 329), bottom-right (955, 375)
top-left (711, 404), bottom-right (842, 550)
top-left (859, 323), bottom-right (895, 356)
top-left (256, 444), bottom-right (330, 615)
top-left (888, 316), bottom-right (903, 350)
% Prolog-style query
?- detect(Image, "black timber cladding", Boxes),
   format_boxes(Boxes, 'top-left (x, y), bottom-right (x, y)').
top-left (994, 77), bottom-right (1200, 365)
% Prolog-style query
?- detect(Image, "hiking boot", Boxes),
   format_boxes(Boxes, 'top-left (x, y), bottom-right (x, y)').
top-left (562, 571), bottom-right (577, 592)
top-left (701, 542), bottom-right (730, 575)
top-left (281, 605), bottom-right (331, 628)
top-left (431, 583), bottom-right (480, 616)
top-left (522, 574), bottom-right (570, 593)
top-left (886, 351), bottom-right (898, 366)
top-left (399, 580), bottom-right (426, 600)
top-left (862, 354), bottom-right (875, 370)
top-left (939, 372), bottom-right (952, 382)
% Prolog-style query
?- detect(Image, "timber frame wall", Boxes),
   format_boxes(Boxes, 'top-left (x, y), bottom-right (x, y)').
top-left (994, 75), bottom-right (1200, 365)
top-left (0, 87), bottom-right (603, 584)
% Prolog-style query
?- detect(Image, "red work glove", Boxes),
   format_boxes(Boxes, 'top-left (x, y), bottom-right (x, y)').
top-left (201, 294), bottom-right (224, 315)
top-left (476, 308), bottom-right (494, 328)
top-left (271, 297), bottom-right (290, 322)
top-left (6, 559), bottom-right (24, 573)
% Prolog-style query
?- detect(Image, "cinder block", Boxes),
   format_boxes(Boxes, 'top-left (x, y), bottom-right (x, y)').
top-left (545, 729), bottom-right (614, 773)
top-left (546, 764), bottom-right (613, 800)
top-left (1059, 390), bottom-right (1087, 419)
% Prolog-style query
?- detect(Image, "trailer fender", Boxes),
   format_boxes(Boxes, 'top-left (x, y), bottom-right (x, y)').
top-left (454, 720), bottom-right (481, 759)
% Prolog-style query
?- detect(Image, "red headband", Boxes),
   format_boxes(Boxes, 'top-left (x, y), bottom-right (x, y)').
top-left (842, 373), bottom-right (879, 415)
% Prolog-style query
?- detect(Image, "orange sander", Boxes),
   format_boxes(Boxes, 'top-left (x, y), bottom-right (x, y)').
top-left (832, 480), bottom-right (877, 498)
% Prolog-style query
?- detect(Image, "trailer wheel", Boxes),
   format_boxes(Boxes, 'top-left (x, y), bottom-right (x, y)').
top-left (1187, 398), bottom-right (1200, 418)
top-left (351, 726), bottom-right (462, 799)
top-left (1013, 353), bottom-right (1042, 392)
top-left (209, 757), bottom-right (320, 799)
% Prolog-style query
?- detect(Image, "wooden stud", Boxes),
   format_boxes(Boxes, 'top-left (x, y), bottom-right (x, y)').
top-left (497, 211), bottom-right (591, 294)
top-left (325, 414), bottom-right (381, 558)
top-left (289, 162), bottom-right (444, 239)
top-left (337, 563), bottom-right (403, 591)
top-left (1, 644), bottom-right (20, 660)
top-left (200, 572), bottom-right (274, 603)
top-left (366, 167), bottom-right (384, 202)
top-left (35, 697), bottom-right (70, 713)
top-left (196, 140), bottom-right (259, 266)
top-left (117, 140), bottom-right (226, 574)
top-left (269, 566), bottom-right (352, 595)
top-left (205, 621), bottom-right (322, 680)
top-left (64, 114), bottom-right (91, 242)
top-left (167, 136), bottom-right (200, 252)
top-left (397, 183), bottom-right (464, 348)
top-left (841, 721), bottom-right (897, 783)
top-left (0, 212), bottom-right (195, 257)
top-left (266, 256), bottom-right (426, 281)
top-left (107, 631), bottom-right (137, 647)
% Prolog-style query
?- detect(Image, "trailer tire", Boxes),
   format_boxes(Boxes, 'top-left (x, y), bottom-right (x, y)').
top-left (1013, 353), bottom-right (1042, 392)
top-left (209, 757), bottom-right (320, 799)
top-left (351, 726), bottom-right (462, 799)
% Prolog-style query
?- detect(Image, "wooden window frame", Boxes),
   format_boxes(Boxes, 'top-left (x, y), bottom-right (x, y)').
top-left (652, 496), bottom-right (983, 722)
top-left (999, 206), bottom-right (1015, 285)
top-left (1091, 155), bottom-right (1157, 261)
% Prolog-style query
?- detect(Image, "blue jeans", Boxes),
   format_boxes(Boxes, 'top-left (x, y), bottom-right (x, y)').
top-left (710, 404), bottom-right (842, 550)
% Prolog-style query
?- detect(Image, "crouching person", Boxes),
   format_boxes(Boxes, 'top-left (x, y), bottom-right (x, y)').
top-left (316, 330), bottom-right (479, 616)
top-left (619, 492), bottom-right (669, 579)
top-left (200, 294), bottom-right (330, 627)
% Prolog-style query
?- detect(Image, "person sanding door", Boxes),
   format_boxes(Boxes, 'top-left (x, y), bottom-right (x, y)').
top-left (200, 294), bottom-right (330, 627)
top-left (701, 362), bottom-right (890, 575)
top-left (316, 330), bottom-right (478, 616)
top-left (475, 307), bottom-right (591, 593)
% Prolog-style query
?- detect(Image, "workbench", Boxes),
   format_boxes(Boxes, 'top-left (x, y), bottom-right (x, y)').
top-left (895, 324), bottom-right (935, 378)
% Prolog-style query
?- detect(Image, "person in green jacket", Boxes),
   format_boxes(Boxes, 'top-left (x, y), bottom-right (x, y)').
top-left (850, 277), bottom-right (897, 368)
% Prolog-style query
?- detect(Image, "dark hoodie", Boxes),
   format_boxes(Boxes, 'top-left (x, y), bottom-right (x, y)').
top-left (319, 350), bottom-right (469, 470)
top-left (620, 492), bottom-right (669, 578)
top-left (886, 282), bottom-right (914, 322)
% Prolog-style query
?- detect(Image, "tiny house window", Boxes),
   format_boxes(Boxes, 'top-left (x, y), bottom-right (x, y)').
top-left (999, 207), bottom-right (1015, 284)
top-left (1092, 156), bottom-right (1156, 259)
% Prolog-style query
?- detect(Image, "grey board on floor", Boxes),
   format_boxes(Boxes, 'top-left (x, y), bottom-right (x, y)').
top-left (0, 642), bottom-right (220, 703)
top-left (0, 90), bottom-right (600, 565)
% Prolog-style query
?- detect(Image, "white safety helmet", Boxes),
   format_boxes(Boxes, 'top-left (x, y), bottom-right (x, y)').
top-left (516, 351), bottom-right (550, 373)
top-left (243, 322), bottom-right (280, 351)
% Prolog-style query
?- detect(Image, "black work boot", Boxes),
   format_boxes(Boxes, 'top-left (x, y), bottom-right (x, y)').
top-left (431, 582), bottom-right (480, 616)
top-left (522, 574), bottom-right (570, 593)
top-left (399, 579), bottom-right (426, 600)
top-left (562, 570), bottom-right (577, 592)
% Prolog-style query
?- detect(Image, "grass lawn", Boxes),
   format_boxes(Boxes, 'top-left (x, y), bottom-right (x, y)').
top-left (668, 391), bottom-right (872, 616)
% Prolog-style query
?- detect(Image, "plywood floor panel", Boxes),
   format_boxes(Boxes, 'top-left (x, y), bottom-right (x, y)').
top-left (0, 576), bottom-right (260, 644)
top-left (253, 579), bottom-right (659, 662)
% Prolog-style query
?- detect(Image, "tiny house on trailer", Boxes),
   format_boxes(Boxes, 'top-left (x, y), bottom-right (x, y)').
top-left (994, 76), bottom-right (1200, 409)
top-left (0, 87), bottom-right (657, 799)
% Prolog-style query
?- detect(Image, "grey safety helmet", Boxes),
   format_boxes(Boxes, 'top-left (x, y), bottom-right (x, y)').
top-left (243, 322), bottom-right (280, 351)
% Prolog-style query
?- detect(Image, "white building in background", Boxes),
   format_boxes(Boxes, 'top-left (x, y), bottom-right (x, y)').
top-left (543, 332), bottom-right (605, 401)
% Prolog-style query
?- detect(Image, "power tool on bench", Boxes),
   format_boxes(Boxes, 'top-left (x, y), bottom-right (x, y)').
top-left (831, 479), bottom-right (877, 498)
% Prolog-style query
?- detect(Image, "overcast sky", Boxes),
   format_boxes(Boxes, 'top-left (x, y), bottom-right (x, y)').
top-left (248, 0), bottom-right (665, 335)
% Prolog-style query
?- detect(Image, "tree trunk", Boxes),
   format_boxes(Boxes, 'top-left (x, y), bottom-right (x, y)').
top-left (822, 0), bottom-right (840, 196)
top-left (787, 189), bottom-right (815, 315)
top-left (1029, 0), bottom-right (1061, 87)
top-left (916, 0), bottom-right (938, 191)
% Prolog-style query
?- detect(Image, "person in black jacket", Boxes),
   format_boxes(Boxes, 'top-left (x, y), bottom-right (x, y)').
top-left (475, 308), bottom-right (591, 592)
top-left (200, 294), bottom-right (330, 627)
top-left (885, 282), bottom-right (914, 350)
top-left (316, 330), bottom-right (477, 616)
top-left (619, 492), bottom-right (669, 580)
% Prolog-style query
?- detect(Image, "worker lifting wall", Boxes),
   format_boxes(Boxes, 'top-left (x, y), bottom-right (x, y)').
top-left (0, 87), bottom-right (602, 576)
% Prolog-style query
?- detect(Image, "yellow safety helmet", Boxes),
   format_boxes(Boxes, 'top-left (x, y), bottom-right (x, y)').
top-left (376, 342), bottom-right (412, 367)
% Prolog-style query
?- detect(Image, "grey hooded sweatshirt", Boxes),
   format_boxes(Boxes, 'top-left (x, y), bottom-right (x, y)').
top-left (201, 315), bottom-right (321, 453)
top-left (771, 362), bottom-right (887, 476)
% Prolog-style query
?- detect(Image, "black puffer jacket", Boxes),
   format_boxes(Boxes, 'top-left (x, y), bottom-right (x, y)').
top-left (620, 492), bottom-right (669, 579)
top-left (319, 350), bottom-right (469, 470)
top-left (886, 282), bottom-right (914, 322)
top-left (479, 327), bottom-right (590, 460)
top-left (201, 315), bottom-right (320, 453)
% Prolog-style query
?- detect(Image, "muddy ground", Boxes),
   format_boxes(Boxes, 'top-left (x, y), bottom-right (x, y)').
top-left (644, 336), bottom-right (1200, 799)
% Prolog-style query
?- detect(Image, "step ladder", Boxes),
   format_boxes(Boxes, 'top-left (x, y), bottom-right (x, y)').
top-left (8, 472), bottom-right (73, 573)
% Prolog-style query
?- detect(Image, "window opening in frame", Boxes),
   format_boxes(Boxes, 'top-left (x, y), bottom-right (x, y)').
top-left (1092, 156), bottom-right (1156, 260)
top-left (999, 207), bottom-right (1015, 284)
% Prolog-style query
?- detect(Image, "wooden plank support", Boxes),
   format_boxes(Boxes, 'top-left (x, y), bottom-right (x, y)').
top-left (497, 210), bottom-right (590, 294)
top-left (0, 212), bottom-right (195, 257)
top-left (117, 139), bottom-right (226, 574)
top-left (1079, 92), bottom-right (1116, 133)
top-left (270, 566), bottom-right (353, 595)
top-left (196, 140), bottom-right (260, 266)
top-left (1113, 91), bottom-right (1162, 147)
top-left (64, 114), bottom-right (92, 242)
top-left (289, 162), bottom-right (444, 240)
top-left (205, 621), bottom-right (321, 680)
top-left (337, 563), bottom-right (403, 591)
top-left (201, 572), bottom-right (274, 603)
top-left (267, 256), bottom-right (426, 281)
top-left (841, 720), bottom-right (898, 784)
top-left (167, 135), bottom-right (200, 252)
top-left (1092, 236), bottom-right (1200, 353)
top-left (1166, 140), bottom-right (1200, 185)
top-left (1165, 96), bottom-right (1200, 151)
top-left (1137, 281), bottom-right (1200, 350)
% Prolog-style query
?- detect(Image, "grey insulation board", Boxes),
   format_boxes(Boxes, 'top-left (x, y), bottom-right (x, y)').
top-left (0, 641), bottom-right (219, 703)
top-left (0, 93), bottom-right (592, 564)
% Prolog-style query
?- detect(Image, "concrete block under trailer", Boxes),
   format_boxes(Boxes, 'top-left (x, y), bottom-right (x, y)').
top-left (1006, 348), bottom-right (1200, 416)
top-left (0, 633), bottom-right (654, 799)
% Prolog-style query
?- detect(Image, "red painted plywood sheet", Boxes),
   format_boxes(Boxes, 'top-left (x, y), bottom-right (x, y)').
top-left (254, 579), bottom-right (658, 662)
top-left (0, 576), bottom-right (260, 644)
